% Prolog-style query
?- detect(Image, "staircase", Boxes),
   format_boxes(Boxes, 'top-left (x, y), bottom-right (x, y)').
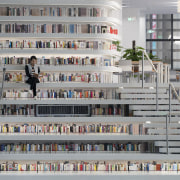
top-left (118, 50), bottom-right (180, 154)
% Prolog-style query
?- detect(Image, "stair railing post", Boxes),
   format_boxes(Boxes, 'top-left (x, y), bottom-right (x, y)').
top-left (142, 51), bottom-right (144, 89)
top-left (166, 115), bottom-right (168, 154)
top-left (156, 71), bottom-right (158, 111)
top-left (169, 84), bottom-right (171, 123)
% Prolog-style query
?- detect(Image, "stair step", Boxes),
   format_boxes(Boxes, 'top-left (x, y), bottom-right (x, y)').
top-left (133, 111), bottom-right (180, 116)
top-left (148, 129), bottom-right (180, 134)
top-left (155, 141), bottom-right (180, 146)
top-left (121, 94), bottom-right (169, 99)
top-left (130, 105), bottom-right (180, 111)
top-left (144, 123), bottom-right (180, 128)
top-left (159, 148), bottom-right (180, 153)
top-left (118, 89), bottom-right (167, 93)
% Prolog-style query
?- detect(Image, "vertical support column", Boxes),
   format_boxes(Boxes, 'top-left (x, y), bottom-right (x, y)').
top-left (169, 84), bottom-right (171, 123)
top-left (166, 115), bottom-right (168, 154)
top-left (160, 63), bottom-right (164, 83)
top-left (171, 14), bottom-right (173, 70)
top-left (164, 64), bottom-right (167, 84)
top-left (167, 66), bottom-right (170, 83)
top-left (142, 52), bottom-right (144, 88)
top-left (156, 71), bottom-right (159, 111)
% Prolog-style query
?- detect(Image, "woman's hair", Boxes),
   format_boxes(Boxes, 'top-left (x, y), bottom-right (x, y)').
top-left (30, 56), bottom-right (37, 61)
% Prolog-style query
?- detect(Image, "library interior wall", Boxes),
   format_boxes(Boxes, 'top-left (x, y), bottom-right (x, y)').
top-left (122, 8), bottom-right (146, 49)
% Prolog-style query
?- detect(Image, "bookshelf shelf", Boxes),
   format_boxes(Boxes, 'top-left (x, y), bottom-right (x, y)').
top-left (2, 65), bottom-right (122, 72)
top-left (0, 153), bottom-right (179, 161)
top-left (0, 99), bottom-right (179, 105)
top-left (0, 174), bottom-right (180, 180)
top-left (0, 49), bottom-right (121, 56)
top-left (0, 83), bottom-right (175, 89)
top-left (0, 134), bottom-right (174, 141)
top-left (2, 82), bottom-right (121, 89)
top-left (0, 33), bottom-right (120, 41)
top-left (0, 0), bottom-right (122, 10)
top-left (0, 116), bottom-right (176, 123)
top-left (0, 16), bottom-right (121, 25)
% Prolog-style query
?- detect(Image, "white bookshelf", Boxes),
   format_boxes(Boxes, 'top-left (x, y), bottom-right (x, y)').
top-left (0, 116), bottom-right (177, 123)
top-left (0, 49), bottom-right (121, 56)
top-left (0, 153), bottom-right (179, 161)
top-left (0, 99), bottom-right (179, 105)
top-left (0, 0), bottom-right (122, 9)
top-left (0, 33), bottom-right (120, 41)
top-left (2, 82), bottom-right (122, 88)
top-left (2, 65), bottom-right (122, 72)
top-left (0, 174), bottom-right (180, 180)
top-left (0, 16), bottom-right (121, 25)
top-left (0, 82), bottom-right (175, 89)
top-left (0, 135), bottom-right (170, 141)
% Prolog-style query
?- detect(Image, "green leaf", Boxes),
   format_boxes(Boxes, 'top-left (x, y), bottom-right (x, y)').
top-left (123, 46), bottom-right (161, 61)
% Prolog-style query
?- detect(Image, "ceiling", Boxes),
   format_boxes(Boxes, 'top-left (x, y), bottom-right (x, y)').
top-left (122, 0), bottom-right (178, 14)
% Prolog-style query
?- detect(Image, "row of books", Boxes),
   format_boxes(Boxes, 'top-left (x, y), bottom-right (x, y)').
top-left (92, 107), bottom-right (122, 116)
top-left (0, 40), bottom-right (114, 50)
top-left (92, 104), bottom-right (123, 115)
top-left (0, 161), bottom-right (179, 172)
top-left (40, 89), bottom-right (105, 99)
top-left (0, 24), bottom-right (118, 35)
top-left (0, 104), bottom-right (123, 116)
top-left (0, 7), bottom-right (109, 17)
top-left (0, 143), bottom-right (148, 152)
top-left (0, 123), bottom-right (146, 135)
top-left (0, 56), bottom-right (113, 66)
top-left (0, 105), bottom-right (35, 116)
top-left (4, 89), bottom-right (106, 99)
top-left (5, 72), bottom-right (112, 83)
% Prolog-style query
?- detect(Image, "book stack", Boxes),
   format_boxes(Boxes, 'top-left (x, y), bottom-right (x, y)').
top-left (5, 72), bottom-right (111, 83)
top-left (0, 39), bottom-right (114, 50)
top-left (92, 105), bottom-right (122, 116)
top-left (0, 161), bottom-right (179, 172)
top-left (0, 104), bottom-right (34, 116)
top-left (0, 123), bottom-right (146, 135)
top-left (0, 142), bottom-right (151, 153)
top-left (3, 89), bottom-right (106, 99)
top-left (3, 89), bottom-right (33, 99)
top-left (0, 7), bottom-right (109, 17)
top-left (0, 23), bottom-right (118, 35)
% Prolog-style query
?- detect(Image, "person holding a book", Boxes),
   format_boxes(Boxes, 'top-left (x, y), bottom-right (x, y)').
top-left (25, 56), bottom-right (40, 99)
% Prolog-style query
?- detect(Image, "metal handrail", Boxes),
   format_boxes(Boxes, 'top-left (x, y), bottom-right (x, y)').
top-left (140, 50), bottom-right (159, 111)
top-left (169, 83), bottom-right (180, 102)
top-left (138, 50), bottom-right (180, 155)
top-left (141, 50), bottom-right (158, 73)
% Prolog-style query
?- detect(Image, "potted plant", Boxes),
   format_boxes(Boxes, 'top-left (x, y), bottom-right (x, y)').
top-left (122, 46), bottom-right (145, 61)
top-left (122, 46), bottom-right (161, 61)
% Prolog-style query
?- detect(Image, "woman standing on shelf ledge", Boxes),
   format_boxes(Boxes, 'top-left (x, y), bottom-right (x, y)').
top-left (25, 56), bottom-right (40, 99)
